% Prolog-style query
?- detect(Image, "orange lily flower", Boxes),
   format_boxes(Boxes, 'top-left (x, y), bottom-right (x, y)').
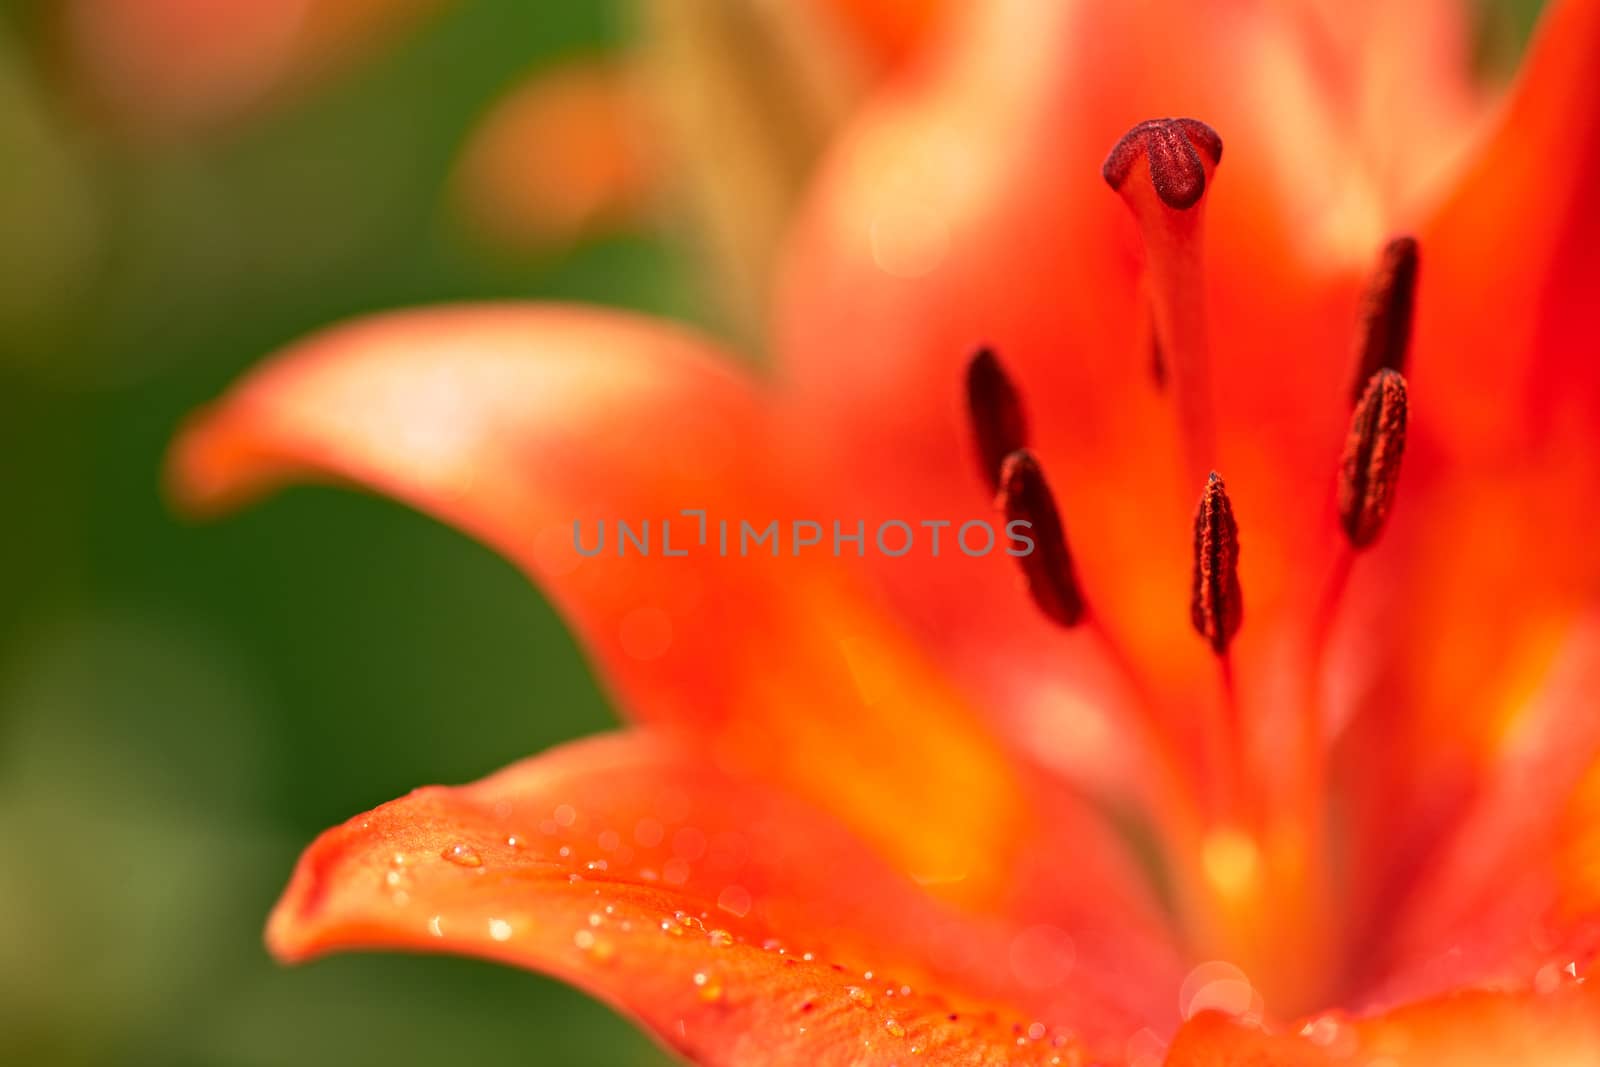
top-left (169, 0), bottom-right (1600, 1063)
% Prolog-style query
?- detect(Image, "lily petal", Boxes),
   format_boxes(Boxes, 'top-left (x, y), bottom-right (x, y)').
top-left (1418, 0), bottom-right (1600, 460)
top-left (1331, 0), bottom-right (1600, 975)
top-left (1343, 611), bottom-right (1600, 1006)
top-left (167, 304), bottom-right (1166, 923)
top-left (270, 730), bottom-right (1166, 1062)
top-left (1166, 985), bottom-right (1600, 1066)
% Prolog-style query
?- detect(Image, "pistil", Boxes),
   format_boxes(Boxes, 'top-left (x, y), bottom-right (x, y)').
top-left (1103, 118), bottom-right (1224, 484)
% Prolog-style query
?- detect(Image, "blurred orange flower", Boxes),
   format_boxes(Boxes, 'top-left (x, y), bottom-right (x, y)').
top-left (56, 0), bottom-right (444, 137)
top-left (170, 0), bottom-right (1600, 1062)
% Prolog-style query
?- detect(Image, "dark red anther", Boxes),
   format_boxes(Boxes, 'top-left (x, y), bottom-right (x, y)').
top-left (1349, 237), bottom-right (1419, 405)
top-left (966, 347), bottom-right (1029, 492)
top-left (997, 450), bottom-right (1085, 628)
top-left (1102, 118), bottom-right (1224, 211)
top-left (1190, 472), bottom-right (1242, 655)
top-left (1339, 369), bottom-right (1408, 548)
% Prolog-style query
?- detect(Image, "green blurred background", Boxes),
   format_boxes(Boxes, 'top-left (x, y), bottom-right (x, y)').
top-left (0, 1), bottom-right (1548, 1064)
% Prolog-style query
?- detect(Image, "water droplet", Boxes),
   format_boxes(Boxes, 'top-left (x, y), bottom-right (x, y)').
top-left (442, 844), bottom-right (482, 867)
top-left (1179, 960), bottom-right (1254, 1020)
top-left (885, 1019), bottom-right (906, 1038)
top-left (574, 929), bottom-right (596, 950)
top-left (1008, 924), bottom-right (1077, 991)
top-left (506, 834), bottom-right (522, 849)
top-left (633, 817), bottom-right (665, 848)
top-left (708, 929), bottom-right (734, 948)
top-left (427, 915), bottom-right (443, 938)
top-left (846, 986), bottom-right (875, 1008)
top-left (1027, 1022), bottom-right (1046, 1041)
top-left (585, 859), bottom-right (608, 872)
top-left (1536, 961), bottom-right (1574, 994)
top-left (693, 971), bottom-right (724, 1003)
top-left (488, 918), bottom-right (513, 942)
top-left (717, 884), bottom-right (752, 918)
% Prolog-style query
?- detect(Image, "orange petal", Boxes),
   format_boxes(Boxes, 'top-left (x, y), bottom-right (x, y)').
top-left (1418, 0), bottom-right (1600, 463)
top-left (1166, 985), bottom-right (1600, 1067)
top-left (452, 60), bottom-right (654, 252)
top-left (813, 0), bottom-right (945, 69)
top-left (270, 730), bottom-right (1160, 1061)
top-left (1331, 0), bottom-right (1600, 973)
top-left (166, 304), bottom-right (1167, 927)
top-left (1341, 611), bottom-right (1600, 1006)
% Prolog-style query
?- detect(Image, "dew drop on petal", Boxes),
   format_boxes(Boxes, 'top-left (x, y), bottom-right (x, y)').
top-left (1179, 961), bottom-right (1254, 1020)
top-left (1125, 1027), bottom-right (1166, 1067)
top-left (1008, 924), bottom-right (1077, 991)
top-left (488, 918), bottom-right (513, 942)
top-left (885, 1019), bottom-right (906, 1038)
top-left (846, 986), bottom-right (874, 1008)
top-left (717, 884), bottom-right (752, 918)
top-left (427, 915), bottom-right (443, 938)
top-left (708, 929), bottom-right (734, 948)
top-left (693, 971), bottom-right (724, 1003)
top-left (441, 844), bottom-right (482, 867)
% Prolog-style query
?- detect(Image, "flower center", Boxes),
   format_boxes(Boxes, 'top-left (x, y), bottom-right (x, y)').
top-left (963, 117), bottom-right (1419, 1020)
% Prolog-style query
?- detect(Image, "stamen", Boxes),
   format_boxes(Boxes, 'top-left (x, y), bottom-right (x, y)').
top-left (1148, 311), bottom-right (1168, 390)
top-left (965, 348), bottom-right (1029, 492)
top-left (1103, 118), bottom-right (1223, 482)
top-left (1349, 237), bottom-right (1419, 405)
top-left (996, 450), bottom-right (1085, 627)
top-left (1190, 472), bottom-right (1242, 655)
top-left (1339, 369), bottom-right (1408, 548)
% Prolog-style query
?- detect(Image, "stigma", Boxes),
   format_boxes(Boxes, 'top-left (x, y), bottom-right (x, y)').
top-left (1101, 118), bottom-right (1224, 211)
